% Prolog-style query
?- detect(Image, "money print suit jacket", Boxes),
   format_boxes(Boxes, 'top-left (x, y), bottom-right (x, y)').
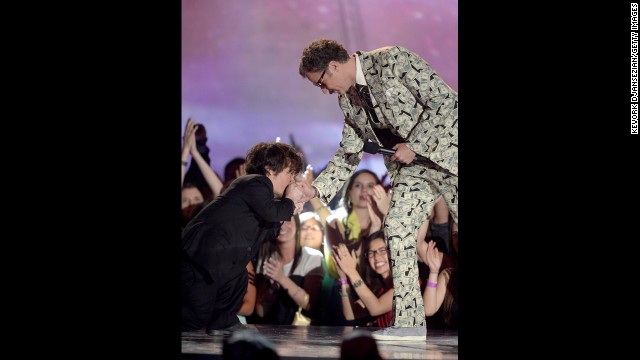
top-left (313, 46), bottom-right (458, 203)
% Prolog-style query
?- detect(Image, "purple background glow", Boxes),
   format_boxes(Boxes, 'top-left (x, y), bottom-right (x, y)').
top-left (182, 0), bottom-right (457, 181)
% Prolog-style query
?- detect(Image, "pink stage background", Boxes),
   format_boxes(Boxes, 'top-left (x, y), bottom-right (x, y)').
top-left (182, 0), bottom-right (457, 182)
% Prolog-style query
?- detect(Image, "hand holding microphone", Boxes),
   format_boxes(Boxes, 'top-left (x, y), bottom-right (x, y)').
top-left (362, 141), bottom-right (422, 164)
top-left (362, 141), bottom-right (396, 156)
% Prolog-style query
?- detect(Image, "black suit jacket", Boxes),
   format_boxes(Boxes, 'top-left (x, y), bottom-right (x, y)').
top-left (182, 175), bottom-right (295, 283)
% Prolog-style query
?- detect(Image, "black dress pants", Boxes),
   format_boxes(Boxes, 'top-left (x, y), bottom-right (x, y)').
top-left (181, 261), bottom-right (248, 332)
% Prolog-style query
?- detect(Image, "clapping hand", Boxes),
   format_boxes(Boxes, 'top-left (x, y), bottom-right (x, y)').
top-left (369, 184), bottom-right (392, 217)
top-left (367, 202), bottom-right (382, 234)
top-left (332, 249), bottom-right (348, 280)
top-left (332, 243), bottom-right (358, 278)
top-left (182, 118), bottom-right (197, 155)
top-left (264, 256), bottom-right (285, 284)
top-left (366, 184), bottom-right (392, 232)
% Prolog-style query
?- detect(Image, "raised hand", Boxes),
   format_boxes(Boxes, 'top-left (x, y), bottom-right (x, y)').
top-left (181, 118), bottom-right (198, 185)
top-left (367, 201), bottom-right (382, 234)
top-left (331, 245), bottom-right (348, 279)
top-left (183, 118), bottom-right (197, 152)
top-left (425, 240), bottom-right (443, 274)
top-left (235, 163), bottom-right (247, 178)
top-left (332, 243), bottom-right (359, 278)
top-left (284, 182), bottom-right (308, 214)
top-left (370, 184), bottom-right (392, 217)
top-left (303, 164), bottom-right (315, 185)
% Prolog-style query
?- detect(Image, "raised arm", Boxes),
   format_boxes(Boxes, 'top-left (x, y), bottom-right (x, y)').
top-left (181, 118), bottom-right (197, 186)
top-left (366, 184), bottom-right (392, 235)
top-left (333, 244), bottom-right (392, 317)
top-left (311, 120), bottom-right (363, 205)
top-left (188, 126), bottom-right (224, 198)
top-left (332, 248), bottom-right (371, 320)
top-left (420, 240), bottom-right (448, 316)
top-left (303, 165), bottom-right (334, 225)
top-left (243, 177), bottom-right (297, 223)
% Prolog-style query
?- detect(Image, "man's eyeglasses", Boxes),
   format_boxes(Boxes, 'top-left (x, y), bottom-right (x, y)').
top-left (314, 67), bottom-right (327, 88)
top-left (301, 225), bottom-right (322, 232)
top-left (366, 248), bottom-right (388, 259)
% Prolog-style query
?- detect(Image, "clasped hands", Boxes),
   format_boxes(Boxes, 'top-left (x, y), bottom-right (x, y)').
top-left (284, 175), bottom-right (316, 214)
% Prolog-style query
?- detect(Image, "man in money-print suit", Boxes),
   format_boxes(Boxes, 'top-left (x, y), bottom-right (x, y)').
top-left (298, 39), bottom-right (457, 341)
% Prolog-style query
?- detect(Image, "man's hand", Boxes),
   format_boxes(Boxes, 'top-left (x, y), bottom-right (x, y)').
top-left (303, 165), bottom-right (315, 185)
top-left (284, 183), bottom-right (305, 203)
top-left (284, 182), bottom-right (310, 214)
top-left (390, 143), bottom-right (416, 164)
top-left (295, 175), bottom-right (316, 202)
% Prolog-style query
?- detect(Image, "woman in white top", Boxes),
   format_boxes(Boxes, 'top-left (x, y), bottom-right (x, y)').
top-left (252, 214), bottom-right (325, 325)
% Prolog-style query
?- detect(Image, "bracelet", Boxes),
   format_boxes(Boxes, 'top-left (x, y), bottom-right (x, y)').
top-left (426, 281), bottom-right (438, 288)
top-left (181, 160), bottom-right (188, 166)
top-left (339, 279), bottom-right (349, 285)
top-left (291, 286), bottom-right (302, 298)
top-left (353, 279), bottom-right (363, 288)
top-left (339, 290), bottom-right (349, 298)
top-left (429, 271), bottom-right (439, 274)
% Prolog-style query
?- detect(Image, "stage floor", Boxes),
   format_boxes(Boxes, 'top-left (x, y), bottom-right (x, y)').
top-left (182, 325), bottom-right (458, 359)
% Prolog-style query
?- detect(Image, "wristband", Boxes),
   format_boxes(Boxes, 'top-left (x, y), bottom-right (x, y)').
top-left (339, 279), bottom-right (349, 285)
top-left (181, 160), bottom-right (188, 166)
top-left (426, 281), bottom-right (437, 288)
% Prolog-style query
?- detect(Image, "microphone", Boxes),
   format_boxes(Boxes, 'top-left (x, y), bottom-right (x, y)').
top-left (362, 142), bottom-right (429, 163)
top-left (362, 142), bottom-right (396, 156)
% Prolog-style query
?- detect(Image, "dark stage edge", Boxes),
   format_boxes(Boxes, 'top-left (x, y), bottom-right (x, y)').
top-left (182, 325), bottom-right (458, 359)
